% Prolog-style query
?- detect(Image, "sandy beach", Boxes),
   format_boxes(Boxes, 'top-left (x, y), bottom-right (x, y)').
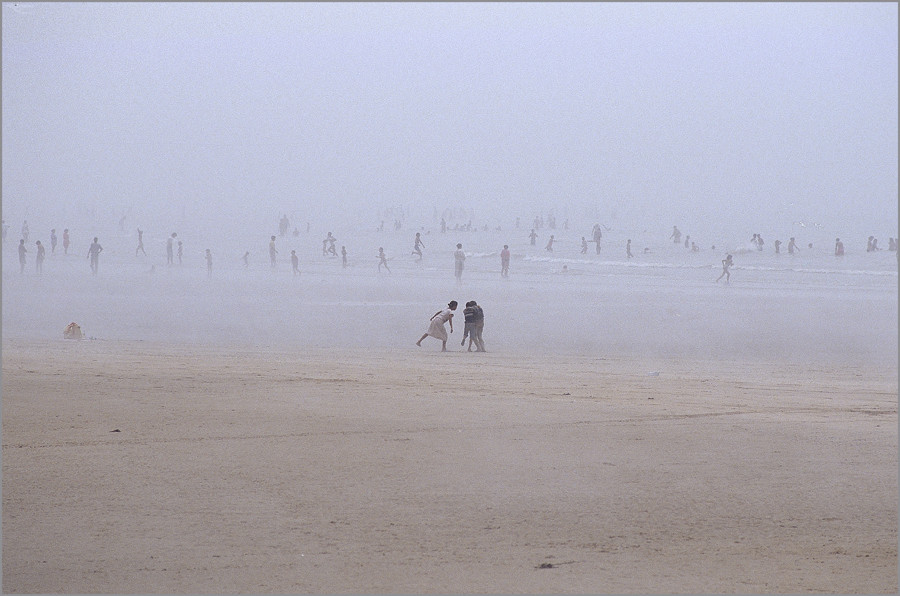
top-left (2, 338), bottom-right (896, 593)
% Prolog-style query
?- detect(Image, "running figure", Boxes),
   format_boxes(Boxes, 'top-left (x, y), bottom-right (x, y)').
top-left (416, 301), bottom-right (457, 351)
top-left (716, 253), bottom-right (733, 283)
top-left (377, 247), bottom-right (391, 273)
top-left (412, 232), bottom-right (425, 261)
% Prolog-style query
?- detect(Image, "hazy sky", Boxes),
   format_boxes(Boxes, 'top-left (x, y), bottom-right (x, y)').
top-left (3, 2), bottom-right (897, 236)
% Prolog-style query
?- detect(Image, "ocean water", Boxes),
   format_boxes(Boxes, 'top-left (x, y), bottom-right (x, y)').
top-left (2, 217), bottom-right (897, 366)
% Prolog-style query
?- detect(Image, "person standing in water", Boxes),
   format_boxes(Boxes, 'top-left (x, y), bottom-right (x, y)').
top-left (341, 246), bottom-right (347, 268)
top-left (18, 238), bottom-right (27, 273)
top-left (500, 245), bottom-right (510, 278)
top-left (135, 228), bottom-right (146, 256)
top-left (416, 301), bottom-right (457, 351)
top-left (50, 229), bottom-right (58, 254)
top-left (454, 243), bottom-right (466, 282)
top-left (545, 235), bottom-right (555, 252)
top-left (834, 238), bottom-right (844, 256)
top-left (35, 240), bottom-right (45, 273)
top-left (580, 237), bottom-right (588, 254)
top-left (774, 239), bottom-right (782, 254)
top-left (269, 235), bottom-right (278, 267)
top-left (87, 236), bottom-right (103, 274)
top-left (716, 253), bottom-right (733, 283)
top-left (788, 237), bottom-right (799, 254)
top-left (592, 223), bottom-right (603, 254)
top-left (167, 232), bottom-right (176, 266)
top-left (63, 228), bottom-right (70, 255)
top-left (291, 249), bottom-right (300, 276)
top-left (670, 225), bottom-right (681, 245)
top-left (529, 229), bottom-right (538, 246)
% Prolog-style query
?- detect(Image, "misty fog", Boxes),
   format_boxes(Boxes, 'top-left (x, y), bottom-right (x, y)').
top-left (2, 3), bottom-right (897, 366)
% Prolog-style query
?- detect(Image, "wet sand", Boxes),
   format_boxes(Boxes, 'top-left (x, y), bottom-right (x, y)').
top-left (2, 338), bottom-right (897, 593)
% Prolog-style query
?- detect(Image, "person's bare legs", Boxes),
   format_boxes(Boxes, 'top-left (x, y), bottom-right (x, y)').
top-left (416, 333), bottom-right (428, 346)
top-left (441, 340), bottom-right (447, 352)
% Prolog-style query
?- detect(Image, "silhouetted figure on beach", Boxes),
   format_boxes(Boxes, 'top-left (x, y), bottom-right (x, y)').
top-left (716, 254), bottom-right (733, 283)
top-left (788, 237), bottom-right (799, 254)
top-left (62, 228), bottom-right (71, 255)
top-left (592, 224), bottom-right (603, 254)
top-left (691, 242), bottom-right (699, 252)
top-left (412, 232), bottom-right (425, 261)
top-left (529, 229), bottom-right (537, 246)
top-left (867, 236), bottom-right (880, 252)
top-left (545, 235), bottom-right (555, 252)
top-left (626, 239), bottom-right (633, 258)
top-left (323, 232), bottom-right (337, 256)
top-left (177, 241), bottom-right (183, 265)
top-left (50, 229), bottom-right (58, 254)
top-left (242, 251), bottom-right (250, 268)
top-left (341, 246), bottom-right (347, 268)
top-left (834, 238), bottom-right (844, 256)
top-left (500, 245), bottom-right (510, 278)
top-left (279, 214), bottom-right (290, 237)
top-left (757, 234), bottom-right (765, 251)
top-left (440, 218), bottom-right (446, 233)
top-left (454, 243), bottom-right (466, 282)
top-left (135, 228), bottom-right (146, 256)
top-left (581, 237), bottom-right (588, 254)
top-left (35, 240), bottom-right (45, 273)
top-left (470, 301), bottom-right (485, 352)
top-left (18, 239), bottom-right (27, 273)
top-left (291, 250), bottom-right (300, 276)
top-left (377, 247), bottom-right (391, 273)
top-left (87, 237), bottom-right (103, 274)
top-left (461, 301), bottom-right (477, 351)
top-left (205, 249), bottom-right (213, 278)
top-left (685, 235), bottom-right (690, 249)
top-left (670, 225), bottom-right (681, 245)
top-left (269, 235), bottom-right (278, 267)
top-left (416, 300), bottom-right (457, 351)
top-left (21, 220), bottom-right (29, 243)
top-left (166, 233), bottom-right (176, 266)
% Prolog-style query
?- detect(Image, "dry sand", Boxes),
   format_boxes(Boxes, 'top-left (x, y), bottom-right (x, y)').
top-left (2, 338), bottom-right (897, 593)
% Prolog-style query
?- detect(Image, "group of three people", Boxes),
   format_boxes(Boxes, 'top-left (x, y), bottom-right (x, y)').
top-left (416, 300), bottom-right (486, 352)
